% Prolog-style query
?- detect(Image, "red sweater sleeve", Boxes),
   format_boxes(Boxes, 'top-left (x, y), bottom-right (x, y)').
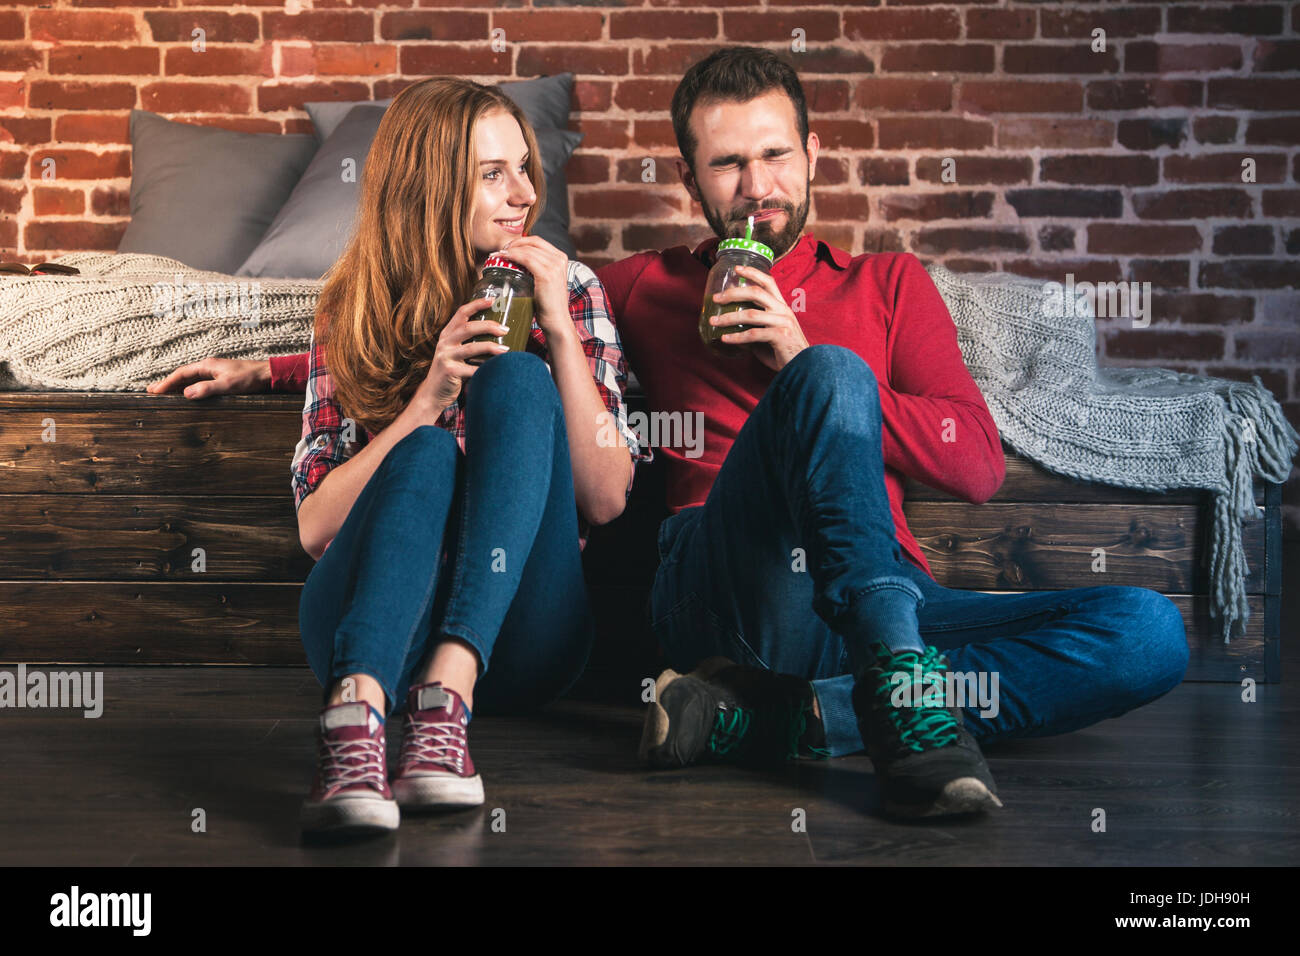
top-left (877, 255), bottom-right (1005, 504)
top-left (269, 352), bottom-right (310, 393)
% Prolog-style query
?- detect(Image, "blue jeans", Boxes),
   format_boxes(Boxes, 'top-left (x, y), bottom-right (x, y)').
top-left (299, 351), bottom-right (595, 716)
top-left (650, 345), bottom-right (1190, 757)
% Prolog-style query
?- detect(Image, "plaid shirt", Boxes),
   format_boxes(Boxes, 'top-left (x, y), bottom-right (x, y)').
top-left (291, 260), bottom-right (651, 552)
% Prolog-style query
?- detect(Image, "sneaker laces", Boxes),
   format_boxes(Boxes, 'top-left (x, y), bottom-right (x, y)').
top-left (319, 734), bottom-right (386, 793)
top-left (873, 644), bottom-right (959, 753)
top-left (400, 714), bottom-right (468, 774)
top-left (707, 705), bottom-right (751, 757)
top-left (788, 697), bottom-right (831, 761)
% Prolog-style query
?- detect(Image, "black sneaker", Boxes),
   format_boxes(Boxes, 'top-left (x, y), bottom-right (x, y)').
top-left (852, 641), bottom-right (1003, 819)
top-left (639, 657), bottom-right (830, 768)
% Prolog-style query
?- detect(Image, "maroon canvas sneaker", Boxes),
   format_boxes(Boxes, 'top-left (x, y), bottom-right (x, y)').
top-left (391, 682), bottom-right (484, 810)
top-left (300, 701), bottom-right (399, 836)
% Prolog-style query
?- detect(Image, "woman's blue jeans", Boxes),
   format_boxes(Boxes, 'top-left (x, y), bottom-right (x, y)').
top-left (650, 345), bottom-right (1191, 757)
top-left (298, 351), bottom-right (594, 716)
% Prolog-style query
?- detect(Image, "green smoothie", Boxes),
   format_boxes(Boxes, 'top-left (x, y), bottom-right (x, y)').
top-left (467, 296), bottom-right (534, 365)
top-left (698, 293), bottom-right (753, 357)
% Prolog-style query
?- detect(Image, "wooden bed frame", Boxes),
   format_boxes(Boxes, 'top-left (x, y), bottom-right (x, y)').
top-left (0, 388), bottom-right (1282, 687)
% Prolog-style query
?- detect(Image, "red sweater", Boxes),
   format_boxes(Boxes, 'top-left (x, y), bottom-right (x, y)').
top-left (270, 233), bottom-right (1005, 579)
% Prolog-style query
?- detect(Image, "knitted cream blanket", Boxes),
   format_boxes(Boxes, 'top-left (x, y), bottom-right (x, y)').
top-left (928, 263), bottom-right (1298, 643)
top-left (0, 252), bottom-right (321, 391)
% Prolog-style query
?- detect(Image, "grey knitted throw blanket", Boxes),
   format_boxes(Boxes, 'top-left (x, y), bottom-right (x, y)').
top-left (2, 253), bottom-right (1293, 641)
top-left (927, 263), bottom-right (1298, 643)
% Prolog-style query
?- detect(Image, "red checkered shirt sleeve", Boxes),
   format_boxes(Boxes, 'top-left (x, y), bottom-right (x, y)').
top-left (565, 260), bottom-right (653, 499)
top-left (290, 331), bottom-right (370, 513)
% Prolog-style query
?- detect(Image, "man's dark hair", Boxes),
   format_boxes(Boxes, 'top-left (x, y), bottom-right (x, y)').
top-left (671, 45), bottom-right (810, 172)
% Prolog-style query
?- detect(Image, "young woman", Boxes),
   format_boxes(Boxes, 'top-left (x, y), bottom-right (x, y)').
top-left (291, 78), bottom-right (643, 836)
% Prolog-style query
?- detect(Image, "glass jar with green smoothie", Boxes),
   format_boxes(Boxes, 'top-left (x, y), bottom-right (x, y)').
top-left (698, 232), bottom-right (774, 358)
top-left (466, 254), bottom-right (534, 365)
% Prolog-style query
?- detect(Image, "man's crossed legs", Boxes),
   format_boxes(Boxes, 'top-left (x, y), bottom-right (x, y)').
top-left (641, 345), bottom-right (1190, 817)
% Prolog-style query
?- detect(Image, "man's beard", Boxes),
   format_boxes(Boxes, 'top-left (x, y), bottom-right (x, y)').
top-left (700, 178), bottom-right (811, 260)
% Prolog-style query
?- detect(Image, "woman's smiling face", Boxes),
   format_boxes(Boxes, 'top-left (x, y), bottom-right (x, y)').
top-left (469, 109), bottom-right (538, 262)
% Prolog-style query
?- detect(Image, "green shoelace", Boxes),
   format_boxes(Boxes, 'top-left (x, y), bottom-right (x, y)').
top-left (872, 644), bottom-right (960, 753)
top-left (708, 705), bottom-right (752, 756)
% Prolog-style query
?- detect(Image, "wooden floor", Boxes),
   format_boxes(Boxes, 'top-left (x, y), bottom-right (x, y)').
top-left (2, 543), bottom-right (1297, 867)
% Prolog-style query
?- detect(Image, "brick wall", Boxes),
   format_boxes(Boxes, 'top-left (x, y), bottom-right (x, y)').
top-left (2, 1), bottom-right (1298, 531)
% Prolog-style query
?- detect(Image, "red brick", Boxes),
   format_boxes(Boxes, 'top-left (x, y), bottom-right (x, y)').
top-left (804, 80), bottom-right (851, 113)
top-left (568, 118), bottom-right (629, 150)
top-left (0, 183), bottom-right (23, 217)
top-left (1088, 224), bottom-right (1203, 255)
top-left (33, 186), bottom-right (84, 216)
top-left (1164, 152), bottom-right (1287, 183)
top-left (613, 80), bottom-right (679, 113)
top-left (573, 81), bottom-right (612, 113)
top-left (880, 44), bottom-right (993, 74)
top-left (140, 83), bottom-right (252, 115)
top-left (915, 155), bottom-right (1031, 185)
top-left (494, 11), bottom-right (605, 43)
top-left (879, 191), bottom-right (993, 222)
top-left (877, 116), bottom-right (993, 150)
top-left (615, 157), bottom-right (681, 185)
top-left (844, 9), bottom-right (960, 41)
top-left (960, 80), bottom-right (1082, 113)
top-left (862, 228), bottom-right (905, 253)
top-left (631, 119), bottom-right (677, 150)
top-left (784, 48), bottom-right (876, 75)
top-left (568, 154), bottom-right (609, 186)
top-left (813, 157), bottom-right (848, 185)
top-left (256, 81), bottom-right (369, 114)
top-left (55, 113), bottom-right (131, 145)
top-left (0, 11), bottom-right (24, 42)
top-left (1004, 259), bottom-right (1123, 284)
top-left (913, 227), bottom-right (1029, 254)
top-left (1129, 260), bottom-right (1190, 293)
top-left (0, 46), bottom-right (43, 72)
top-left (859, 157), bottom-right (909, 187)
top-left (90, 185), bottom-right (130, 217)
top-left (145, 12), bottom-right (260, 44)
top-left (1125, 42), bottom-right (1243, 73)
top-left (847, 78), bottom-right (942, 113)
top-left (1006, 189), bottom-right (1122, 218)
top-left (1133, 188), bottom-right (1252, 219)
top-left (1167, 5), bottom-right (1285, 36)
top-left (1041, 8), bottom-right (1161, 38)
top-left (264, 11), bottom-right (382, 42)
top-left (938, 258), bottom-right (999, 274)
top-left (1209, 78), bottom-right (1300, 110)
top-left (518, 45), bottom-right (628, 77)
top-left (721, 11), bottom-right (836, 43)
top-left (0, 117), bottom-right (52, 147)
top-left (1263, 190), bottom-right (1300, 217)
top-left (1005, 45), bottom-right (1120, 74)
top-left (1106, 330), bottom-right (1225, 361)
top-left (1212, 225), bottom-right (1274, 256)
top-left (814, 121), bottom-right (875, 150)
top-left (1253, 39), bottom-right (1300, 71)
top-left (813, 190), bottom-right (872, 221)
top-left (30, 10), bottom-right (138, 43)
top-left (280, 44), bottom-right (394, 78)
top-left (815, 224), bottom-right (856, 252)
top-left (1038, 224), bottom-right (1076, 253)
top-left (997, 118), bottom-right (1113, 149)
top-left (571, 223), bottom-right (612, 256)
top-left (28, 148), bottom-right (131, 180)
top-left (166, 46), bottom-right (274, 77)
top-left (573, 188), bottom-right (683, 219)
top-left (1154, 294), bottom-right (1253, 325)
top-left (1190, 116), bottom-right (1236, 146)
top-left (965, 9), bottom-right (1036, 40)
top-left (1246, 117), bottom-right (1300, 146)
top-left (28, 81), bottom-right (137, 111)
top-left (397, 46), bottom-right (511, 76)
top-left (1087, 80), bottom-right (1202, 110)
top-left (611, 11), bottom-right (718, 41)
top-left (1040, 154), bottom-right (1158, 186)
top-left (24, 220), bottom-right (126, 251)
top-left (48, 46), bottom-right (159, 76)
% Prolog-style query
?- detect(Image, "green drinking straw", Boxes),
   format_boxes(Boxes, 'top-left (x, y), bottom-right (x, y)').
top-left (745, 215), bottom-right (754, 240)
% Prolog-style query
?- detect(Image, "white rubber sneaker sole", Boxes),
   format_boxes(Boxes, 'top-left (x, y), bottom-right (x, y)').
top-left (392, 772), bottom-right (485, 810)
top-left (301, 793), bottom-right (400, 835)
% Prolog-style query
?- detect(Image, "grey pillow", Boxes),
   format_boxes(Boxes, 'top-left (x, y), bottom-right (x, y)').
top-left (305, 73), bottom-right (575, 143)
top-left (237, 107), bottom-right (582, 278)
top-left (116, 110), bottom-right (318, 274)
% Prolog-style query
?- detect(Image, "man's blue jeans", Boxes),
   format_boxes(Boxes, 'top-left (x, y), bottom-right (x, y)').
top-left (299, 351), bottom-right (594, 716)
top-left (649, 345), bottom-right (1190, 757)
